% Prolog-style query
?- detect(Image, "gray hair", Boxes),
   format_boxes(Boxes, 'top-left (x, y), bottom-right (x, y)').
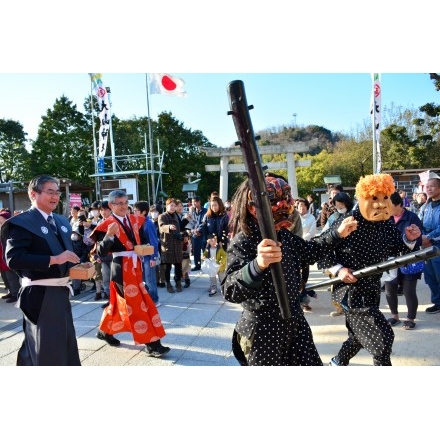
top-left (28, 175), bottom-right (60, 199)
top-left (108, 190), bottom-right (127, 203)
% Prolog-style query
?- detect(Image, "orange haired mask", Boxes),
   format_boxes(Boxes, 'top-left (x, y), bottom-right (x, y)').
top-left (355, 173), bottom-right (395, 222)
top-left (248, 175), bottom-right (295, 230)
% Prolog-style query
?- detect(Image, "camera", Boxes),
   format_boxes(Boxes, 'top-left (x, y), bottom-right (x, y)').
top-left (78, 214), bottom-right (87, 222)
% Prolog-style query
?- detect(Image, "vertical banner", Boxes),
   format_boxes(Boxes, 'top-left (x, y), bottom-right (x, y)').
top-left (89, 73), bottom-right (110, 167)
top-left (69, 193), bottom-right (82, 208)
top-left (371, 73), bottom-right (382, 174)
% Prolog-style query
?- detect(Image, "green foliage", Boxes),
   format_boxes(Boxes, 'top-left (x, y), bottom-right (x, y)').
top-left (429, 73), bottom-right (440, 91)
top-left (30, 96), bottom-right (94, 184)
top-left (0, 118), bottom-right (31, 182)
top-left (107, 116), bottom-right (152, 200)
top-left (258, 124), bottom-right (338, 153)
top-left (155, 112), bottom-right (217, 202)
top-left (380, 101), bottom-right (440, 169)
top-left (296, 150), bottom-right (332, 196)
top-left (328, 139), bottom-right (373, 186)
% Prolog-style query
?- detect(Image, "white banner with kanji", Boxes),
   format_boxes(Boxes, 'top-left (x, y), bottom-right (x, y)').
top-left (89, 73), bottom-right (110, 159)
top-left (371, 73), bottom-right (382, 174)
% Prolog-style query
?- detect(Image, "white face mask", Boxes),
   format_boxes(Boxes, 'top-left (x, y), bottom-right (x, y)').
top-left (337, 208), bottom-right (347, 214)
top-left (91, 210), bottom-right (99, 217)
top-left (152, 212), bottom-right (159, 219)
top-left (71, 234), bottom-right (79, 241)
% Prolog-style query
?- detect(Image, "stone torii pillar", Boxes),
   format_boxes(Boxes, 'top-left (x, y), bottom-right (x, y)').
top-left (199, 141), bottom-right (317, 200)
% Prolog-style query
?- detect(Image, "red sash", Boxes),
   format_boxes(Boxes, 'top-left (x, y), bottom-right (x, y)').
top-left (94, 215), bottom-right (166, 344)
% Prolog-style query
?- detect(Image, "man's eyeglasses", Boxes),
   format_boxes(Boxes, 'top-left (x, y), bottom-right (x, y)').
top-left (41, 190), bottom-right (62, 196)
top-left (111, 201), bottom-right (129, 207)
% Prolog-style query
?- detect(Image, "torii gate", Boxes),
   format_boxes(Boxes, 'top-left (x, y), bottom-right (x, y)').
top-left (199, 140), bottom-right (317, 200)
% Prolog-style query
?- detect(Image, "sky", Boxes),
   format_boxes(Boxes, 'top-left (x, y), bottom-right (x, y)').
top-left (1, 73), bottom-right (438, 150)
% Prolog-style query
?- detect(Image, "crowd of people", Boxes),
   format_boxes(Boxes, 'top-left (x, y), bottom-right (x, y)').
top-left (1, 170), bottom-right (439, 367)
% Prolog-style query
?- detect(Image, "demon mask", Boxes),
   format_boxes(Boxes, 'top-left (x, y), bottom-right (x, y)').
top-left (248, 174), bottom-right (295, 231)
top-left (355, 173), bottom-right (395, 222)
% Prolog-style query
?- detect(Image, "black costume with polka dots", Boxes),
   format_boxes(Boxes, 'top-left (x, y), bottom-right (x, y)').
top-left (319, 207), bottom-right (417, 366)
top-left (222, 218), bottom-right (343, 366)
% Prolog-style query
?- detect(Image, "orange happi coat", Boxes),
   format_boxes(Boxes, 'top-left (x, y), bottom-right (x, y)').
top-left (94, 214), bottom-right (166, 344)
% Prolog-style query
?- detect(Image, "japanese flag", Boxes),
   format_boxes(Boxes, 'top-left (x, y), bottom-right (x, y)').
top-left (149, 73), bottom-right (187, 97)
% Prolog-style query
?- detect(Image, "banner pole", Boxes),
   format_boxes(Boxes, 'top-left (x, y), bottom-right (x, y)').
top-left (145, 74), bottom-right (156, 203)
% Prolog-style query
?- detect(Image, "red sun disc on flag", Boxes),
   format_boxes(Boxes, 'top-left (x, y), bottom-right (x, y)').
top-left (161, 75), bottom-right (177, 91)
top-left (374, 84), bottom-right (381, 98)
top-left (97, 86), bottom-right (107, 98)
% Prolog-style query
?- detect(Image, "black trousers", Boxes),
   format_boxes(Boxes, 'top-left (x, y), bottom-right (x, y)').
top-left (334, 306), bottom-right (394, 366)
top-left (165, 262), bottom-right (182, 283)
top-left (17, 288), bottom-right (81, 366)
top-left (385, 278), bottom-right (418, 320)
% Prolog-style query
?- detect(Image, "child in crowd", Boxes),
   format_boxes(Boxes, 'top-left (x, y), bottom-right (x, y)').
top-left (182, 231), bottom-right (192, 288)
top-left (202, 233), bottom-right (227, 296)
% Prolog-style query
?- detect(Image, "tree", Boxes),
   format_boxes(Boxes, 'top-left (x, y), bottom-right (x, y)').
top-left (429, 73), bottom-right (440, 91)
top-left (30, 95), bottom-right (94, 184)
top-left (95, 112), bottom-right (220, 203)
top-left (380, 103), bottom-right (440, 170)
top-left (110, 115), bottom-right (154, 201)
top-left (0, 118), bottom-right (31, 182)
top-left (155, 111), bottom-right (217, 202)
top-left (329, 139), bottom-right (373, 185)
top-left (258, 124), bottom-right (338, 153)
top-left (295, 150), bottom-right (332, 197)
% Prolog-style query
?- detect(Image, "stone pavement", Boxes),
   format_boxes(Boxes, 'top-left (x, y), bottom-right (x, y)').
top-left (1, 264), bottom-right (439, 366)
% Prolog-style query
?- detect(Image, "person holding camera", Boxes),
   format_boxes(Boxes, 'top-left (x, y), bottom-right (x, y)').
top-left (158, 198), bottom-right (184, 293)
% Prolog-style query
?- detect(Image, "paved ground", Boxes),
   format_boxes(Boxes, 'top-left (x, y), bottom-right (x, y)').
top-left (1, 264), bottom-right (439, 366)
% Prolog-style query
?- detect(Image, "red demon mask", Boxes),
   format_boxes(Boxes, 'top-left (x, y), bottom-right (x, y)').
top-left (248, 175), bottom-right (295, 231)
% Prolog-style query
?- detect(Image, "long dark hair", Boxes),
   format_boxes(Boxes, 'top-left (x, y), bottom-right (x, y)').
top-left (229, 179), bottom-right (254, 237)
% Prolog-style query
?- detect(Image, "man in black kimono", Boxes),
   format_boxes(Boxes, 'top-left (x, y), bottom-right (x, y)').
top-left (221, 174), bottom-right (358, 366)
top-left (320, 173), bottom-right (421, 366)
top-left (1, 175), bottom-right (81, 366)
